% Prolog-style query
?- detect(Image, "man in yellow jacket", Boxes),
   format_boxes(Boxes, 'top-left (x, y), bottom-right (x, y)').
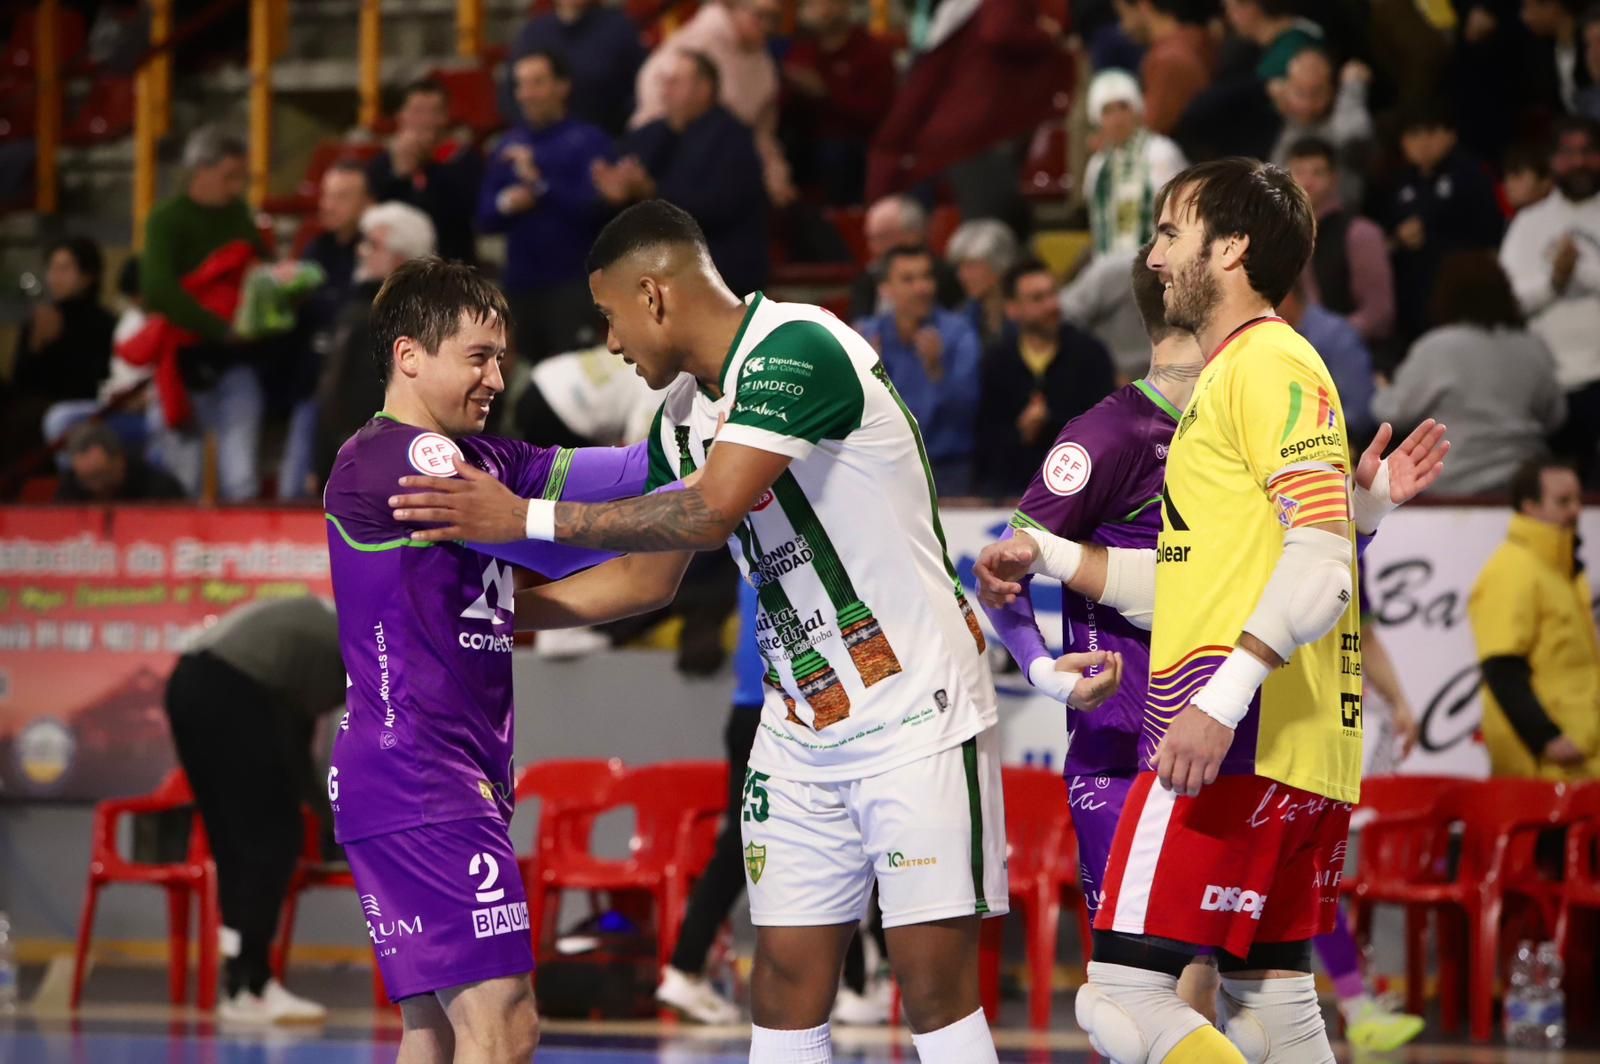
top-left (1469, 456), bottom-right (1600, 780)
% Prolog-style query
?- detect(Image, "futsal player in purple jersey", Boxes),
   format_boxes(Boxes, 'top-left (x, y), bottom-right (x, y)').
top-left (976, 250), bottom-right (1448, 1049)
top-left (323, 258), bottom-right (652, 1063)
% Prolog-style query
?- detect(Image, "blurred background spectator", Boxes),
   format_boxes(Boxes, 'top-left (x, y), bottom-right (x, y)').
top-left (480, 50), bottom-right (612, 364)
top-left (1499, 115), bottom-right (1600, 483)
top-left (1111, 0), bottom-right (1216, 137)
top-left (1083, 69), bottom-right (1187, 256)
top-left (2, 237), bottom-right (114, 457)
top-left (602, 51), bottom-right (770, 296)
top-left (366, 79), bottom-right (481, 265)
top-left (1285, 136), bottom-right (1393, 346)
top-left (855, 245), bottom-right (981, 495)
top-left (849, 194), bottom-right (962, 319)
top-left (779, 0), bottom-right (896, 206)
top-left (1267, 50), bottom-right (1372, 205)
top-left (1503, 139), bottom-right (1556, 213)
top-left (506, 0), bottom-right (647, 136)
top-left (1373, 251), bottom-right (1566, 496)
top-left (945, 219), bottom-right (1021, 350)
top-left (977, 259), bottom-right (1115, 497)
top-left (1469, 455), bottom-right (1599, 781)
top-left (140, 125), bottom-right (267, 502)
top-left (56, 420), bottom-right (184, 503)
top-left (1059, 247), bottom-right (1148, 383)
top-left (515, 345), bottom-right (666, 450)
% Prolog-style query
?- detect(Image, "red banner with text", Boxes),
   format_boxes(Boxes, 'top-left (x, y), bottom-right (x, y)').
top-left (0, 507), bottom-right (330, 801)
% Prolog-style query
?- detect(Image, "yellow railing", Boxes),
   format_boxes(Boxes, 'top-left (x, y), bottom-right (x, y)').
top-left (131, 0), bottom-right (171, 250)
top-left (35, 0), bottom-right (61, 215)
top-left (359, 0), bottom-right (382, 129)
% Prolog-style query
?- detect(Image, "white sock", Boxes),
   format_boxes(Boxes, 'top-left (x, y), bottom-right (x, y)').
top-left (1337, 991), bottom-right (1374, 1024)
top-left (749, 1021), bottom-right (832, 1063)
top-left (910, 1007), bottom-right (999, 1064)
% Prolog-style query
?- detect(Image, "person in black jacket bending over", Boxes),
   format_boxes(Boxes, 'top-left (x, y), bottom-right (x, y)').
top-left (976, 259), bottom-right (1117, 498)
top-left (594, 49), bottom-right (769, 295)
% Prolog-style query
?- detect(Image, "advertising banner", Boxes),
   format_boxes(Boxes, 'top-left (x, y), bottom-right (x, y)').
top-left (0, 507), bottom-right (329, 801)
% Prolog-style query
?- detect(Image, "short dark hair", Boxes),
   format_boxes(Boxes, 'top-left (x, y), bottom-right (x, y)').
top-left (1509, 455), bottom-right (1580, 511)
top-left (1504, 138), bottom-right (1552, 178)
top-left (1398, 98), bottom-right (1455, 136)
top-left (881, 244), bottom-right (934, 276)
top-left (679, 48), bottom-right (721, 96)
top-left (370, 257), bottom-right (511, 385)
top-left (326, 158), bottom-right (371, 184)
top-left (586, 199), bottom-right (709, 274)
top-left (516, 47), bottom-right (571, 81)
top-left (49, 236), bottom-right (104, 291)
top-left (1286, 135), bottom-right (1337, 168)
top-left (1552, 113), bottom-right (1600, 152)
top-left (1156, 157), bottom-right (1315, 305)
top-left (1002, 257), bottom-right (1054, 299)
top-left (1130, 241), bottom-right (1173, 343)
top-left (66, 420), bottom-right (124, 459)
top-left (400, 77), bottom-right (448, 106)
top-left (1428, 251), bottom-right (1524, 330)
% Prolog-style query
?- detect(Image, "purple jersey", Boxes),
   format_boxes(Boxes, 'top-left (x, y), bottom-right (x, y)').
top-left (324, 415), bottom-right (646, 843)
top-left (1006, 380), bottom-right (1181, 778)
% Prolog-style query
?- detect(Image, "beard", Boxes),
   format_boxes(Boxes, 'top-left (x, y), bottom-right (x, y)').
top-left (1163, 250), bottom-right (1222, 335)
top-left (1556, 168), bottom-right (1600, 202)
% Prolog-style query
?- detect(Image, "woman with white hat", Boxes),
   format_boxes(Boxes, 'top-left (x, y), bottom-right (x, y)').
top-left (1083, 68), bottom-right (1188, 255)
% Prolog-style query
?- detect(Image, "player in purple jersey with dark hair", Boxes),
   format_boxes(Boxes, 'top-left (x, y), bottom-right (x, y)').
top-left (975, 248), bottom-right (1449, 1051)
top-left (323, 257), bottom-right (652, 1063)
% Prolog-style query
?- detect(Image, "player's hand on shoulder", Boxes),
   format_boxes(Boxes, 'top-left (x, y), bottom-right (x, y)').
top-left (975, 534), bottom-right (1039, 608)
top-left (390, 455), bottom-right (528, 543)
top-left (1153, 705), bottom-right (1235, 797)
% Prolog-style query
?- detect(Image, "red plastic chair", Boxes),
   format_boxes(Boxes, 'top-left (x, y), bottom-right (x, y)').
top-left (1341, 775), bottom-right (1473, 1016)
top-left (271, 807), bottom-right (389, 1009)
top-left (524, 761), bottom-right (727, 972)
top-left (994, 766), bottom-right (1087, 1030)
top-left (1348, 778), bottom-right (1570, 1041)
top-left (72, 770), bottom-right (221, 1010)
top-left (513, 758), bottom-right (627, 953)
top-left (1555, 780), bottom-right (1600, 1031)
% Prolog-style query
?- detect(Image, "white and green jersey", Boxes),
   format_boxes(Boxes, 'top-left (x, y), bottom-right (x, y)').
top-left (646, 293), bottom-right (997, 781)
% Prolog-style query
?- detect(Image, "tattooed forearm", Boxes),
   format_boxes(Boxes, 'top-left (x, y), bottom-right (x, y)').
top-left (554, 488), bottom-right (734, 552)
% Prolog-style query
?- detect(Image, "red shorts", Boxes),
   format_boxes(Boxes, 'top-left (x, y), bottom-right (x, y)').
top-left (1094, 772), bottom-right (1352, 959)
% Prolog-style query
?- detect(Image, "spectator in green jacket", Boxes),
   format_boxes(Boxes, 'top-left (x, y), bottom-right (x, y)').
top-left (141, 124), bottom-right (268, 500)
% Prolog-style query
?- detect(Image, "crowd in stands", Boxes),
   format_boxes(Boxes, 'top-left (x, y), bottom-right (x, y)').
top-left (6, 0), bottom-right (1600, 505)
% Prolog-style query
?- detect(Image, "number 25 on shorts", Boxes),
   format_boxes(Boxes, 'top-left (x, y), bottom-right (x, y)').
top-left (743, 769), bottom-right (771, 823)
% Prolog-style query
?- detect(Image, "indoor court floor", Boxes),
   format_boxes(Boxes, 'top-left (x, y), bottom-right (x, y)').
top-left (6, 1008), bottom-right (1600, 1064)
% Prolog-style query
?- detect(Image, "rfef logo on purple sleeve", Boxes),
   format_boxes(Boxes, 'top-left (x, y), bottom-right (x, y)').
top-left (1043, 442), bottom-right (1092, 496)
top-left (408, 433), bottom-right (465, 477)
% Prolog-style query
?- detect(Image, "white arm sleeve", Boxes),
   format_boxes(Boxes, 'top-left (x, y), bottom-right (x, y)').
top-left (1101, 547), bottom-right (1157, 630)
top-left (1241, 526), bottom-right (1354, 662)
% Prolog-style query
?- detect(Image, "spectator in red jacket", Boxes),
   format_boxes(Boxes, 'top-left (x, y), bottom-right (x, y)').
top-left (779, 0), bottom-right (897, 205)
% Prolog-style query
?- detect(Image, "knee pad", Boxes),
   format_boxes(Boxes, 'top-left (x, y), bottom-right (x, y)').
top-left (1218, 975), bottom-right (1335, 1064)
top-left (1078, 962), bottom-right (1213, 1064)
top-left (1076, 983), bottom-right (1148, 1064)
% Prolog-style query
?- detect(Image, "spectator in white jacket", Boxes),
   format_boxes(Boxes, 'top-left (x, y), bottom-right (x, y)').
top-left (1082, 69), bottom-right (1187, 255)
top-left (1499, 115), bottom-right (1600, 483)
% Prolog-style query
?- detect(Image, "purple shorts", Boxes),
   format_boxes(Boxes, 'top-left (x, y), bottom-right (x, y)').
top-left (344, 816), bottom-right (534, 1001)
top-left (1067, 774), bottom-right (1133, 919)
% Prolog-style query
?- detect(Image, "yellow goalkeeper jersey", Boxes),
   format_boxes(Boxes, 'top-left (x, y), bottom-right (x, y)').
top-left (1147, 317), bottom-right (1364, 803)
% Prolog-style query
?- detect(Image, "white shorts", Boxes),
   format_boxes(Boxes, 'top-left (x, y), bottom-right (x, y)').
top-left (740, 725), bottom-right (1009, 930)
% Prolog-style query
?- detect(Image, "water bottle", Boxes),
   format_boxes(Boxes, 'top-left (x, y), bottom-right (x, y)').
top-left (1535, 941), bottom-right (1566, 1049)
top-left (0, 912), bottom-right (17, 1015)
top-left (1504, 939), bottom-right (1538, 1046)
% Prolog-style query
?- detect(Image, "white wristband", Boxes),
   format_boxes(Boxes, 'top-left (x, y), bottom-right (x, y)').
top-left (524, 498), bottom-right (556, 541)
top-left (1190, 648), bottom-right (1273, 730)
top-left (1352, 457), bottom-right (1393, 535)
top-left (1027, 656), bottom-right (1084, 707)
top-left (1025, 529), bottom-right (1085, 584)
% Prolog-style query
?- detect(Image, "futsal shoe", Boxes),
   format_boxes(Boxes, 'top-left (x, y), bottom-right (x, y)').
top-left (656, 966), bottom-right (740, 1025)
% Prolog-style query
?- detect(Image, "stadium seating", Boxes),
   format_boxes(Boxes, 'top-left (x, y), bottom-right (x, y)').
top-left (514, 758), bottom-right (628, 954)
top-left (1555, 780), bottom-right (1600, 1031)
top-left (71, 769), bottom-right (221, 1010)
